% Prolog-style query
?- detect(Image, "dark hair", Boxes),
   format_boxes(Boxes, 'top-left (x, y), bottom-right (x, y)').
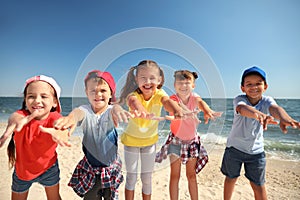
top-left (7, 81), bottom-right (58, 168)
top-left (174, 70), bottom-right (198, 82)
top-left (118, 60), bottom-right (164, 105)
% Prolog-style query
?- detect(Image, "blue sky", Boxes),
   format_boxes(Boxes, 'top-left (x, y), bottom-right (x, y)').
top-left (1, 0), bottom-right (299, 98)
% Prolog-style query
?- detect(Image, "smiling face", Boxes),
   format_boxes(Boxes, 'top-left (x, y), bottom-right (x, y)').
top-left (85, 78), bottom-right (112, 114)
top-left (174, 79), bottom-right (195, 101)
top-left (135, 65), bottom-right (162, 100)
top-left (173, 70), bottom-right (196, 103)
top-left (241, 74), bottom-right (268, 105)
top-left (25, 81), bottom-right (58, 120)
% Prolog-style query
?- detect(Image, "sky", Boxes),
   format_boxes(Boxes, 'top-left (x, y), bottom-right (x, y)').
top-left (0, 0), bottom-right (299, 99)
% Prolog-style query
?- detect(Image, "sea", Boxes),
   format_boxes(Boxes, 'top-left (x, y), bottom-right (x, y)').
top-left (0, 97), bottom-right (299, 161)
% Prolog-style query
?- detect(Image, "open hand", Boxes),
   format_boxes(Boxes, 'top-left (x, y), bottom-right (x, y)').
top-left (39, 126), bottom-right (71, 147)
top-left (255, 113), bottom-right (279, 130)
top-left (279, 118), bottom-right (300, 134)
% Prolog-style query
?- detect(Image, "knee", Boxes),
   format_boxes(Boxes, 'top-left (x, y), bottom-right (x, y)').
top-left (186, 172), bottom-right (196, 182)
top-left (141, 173), bottom-right (152, 195)
top-left (125, 173), bottom-right (137, 190)
top-left (141, 173), bottom-right (152, 185)
top-left (170, 171), bottom-right (180, 182)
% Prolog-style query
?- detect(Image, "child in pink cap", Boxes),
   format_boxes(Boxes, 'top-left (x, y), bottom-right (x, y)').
top-left (0, 75), bottom-right (69, 200)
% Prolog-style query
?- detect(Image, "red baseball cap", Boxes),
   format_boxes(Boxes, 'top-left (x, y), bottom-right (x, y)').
top-left (84, 70), bottom-right (116, 102)
top-left (25, 75), bottom-right (62, 113)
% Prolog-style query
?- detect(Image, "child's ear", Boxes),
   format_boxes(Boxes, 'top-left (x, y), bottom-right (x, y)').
top-left (53, 99), bottom-right (58, 110)
top-left (158, 76), bottom-right (162, 85)
top-left (192, 83), bottom-right (195, 89)
top-left (264, 83), bottom-right (268, 91)
top-left (241, 85), bottom-right (246, 93)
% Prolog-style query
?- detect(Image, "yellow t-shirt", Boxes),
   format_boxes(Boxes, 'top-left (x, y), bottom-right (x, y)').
top-left (121, 89), bottom-right (168, 147)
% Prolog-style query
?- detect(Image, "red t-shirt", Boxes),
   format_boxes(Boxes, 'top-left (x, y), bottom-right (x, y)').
top-left (14, 110), bottom-right (61, 180)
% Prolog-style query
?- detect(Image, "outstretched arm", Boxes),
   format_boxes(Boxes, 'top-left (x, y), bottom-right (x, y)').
top-left (111, 104), bottom-right (133, 127)
top-left (197, 97), bottom-right (223, 124)
top-left (40, 108), bottom-right (86, 147)
top-left (161, 96), bottom-right (184, 119)
top-left (54, 108), bottom-right (85, 135)
top-left (39, 126), bottom-right (71, 147)
top-left (269, 104), bottom-right (300, 133)
top-left (0, 110), bottom-right (38, 148)
top-left (236, 104), bottom-right (278, 130)
top-left (127, 95), bottom-right (154, 119)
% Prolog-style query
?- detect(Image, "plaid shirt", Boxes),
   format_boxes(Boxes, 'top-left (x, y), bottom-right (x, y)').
top-left (68, 155), bottom-right (123, 199)
top-left (155, 132), bottom-right (208, 173)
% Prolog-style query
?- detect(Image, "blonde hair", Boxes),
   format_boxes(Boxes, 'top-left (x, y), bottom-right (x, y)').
top-left (119, 60), bottom-right (164, 104)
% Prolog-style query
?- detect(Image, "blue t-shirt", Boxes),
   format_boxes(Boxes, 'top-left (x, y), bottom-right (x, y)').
top-left (226, 95), bottom-right (277, 154)
top-left (78, 105), bottom-right (118, 167)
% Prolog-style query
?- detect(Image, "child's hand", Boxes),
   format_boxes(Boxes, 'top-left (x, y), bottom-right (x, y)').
top-left (39, 126), bottom-right (71, 147)
top-left (0, 134), bottom-right (9, 148)
top-left (129, 110), bottom-right (155, 119)
top-left (0, 123), bottom-right (16, 148)
top-left (151, 115), bottom-right (175, 121)
top-left (255, 113), bottom-right (278, 130)
top-left (11, 110), bottom-right (39, 132)
top-left (111, 104), bottom-right (132, 126)
top-left (203, 111), bottom-right (223, 124)
top-left (54, 116), bottom-right (77, 136)
top-left (0, 111), bottom-right (39, 148)
top-left (279, 118), bottom-right (300, 134)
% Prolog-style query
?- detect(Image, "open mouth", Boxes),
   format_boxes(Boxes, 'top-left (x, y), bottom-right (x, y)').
top-left (32, 106), bottom-right (44, 110)
top-left (143, 85), bottom-right (153, 90)
top-left (94, 98), bottom-right (104, 102)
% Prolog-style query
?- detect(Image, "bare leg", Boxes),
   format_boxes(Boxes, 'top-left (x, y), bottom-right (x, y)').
top-left (169, 155), bottom-right (181, 200)
top-left (45, 183), bottom-right (62, 200)
top-left (12, 191), bottom-right (29, 200)
top-left (250, 181), bottom-right (267, 200)
top-left (223, 177), bottom-right (238, 200)
top-left (125, 188), bottom-right (134, 200)
top-left (142, 192), bottom-right (151, 200)
top-left (186, 158), bottom-right (198, 200)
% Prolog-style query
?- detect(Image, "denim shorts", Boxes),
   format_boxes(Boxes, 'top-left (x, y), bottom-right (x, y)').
top-left (168, 143), bottom-right (181, 157)
top-left (167, 143), bottom-right (192, 158)
top-left (12, 160), bottom-right (60, 193)
top-left (221, 147), bottom-right (266, 186)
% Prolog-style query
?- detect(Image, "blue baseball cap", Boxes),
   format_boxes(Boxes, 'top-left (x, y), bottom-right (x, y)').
top-left (241, 66), bottom-right (266, 85)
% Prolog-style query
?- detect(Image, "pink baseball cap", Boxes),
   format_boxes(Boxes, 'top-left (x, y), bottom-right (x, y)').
top-left (84, 70), bottom-right (116, 102)
top-left (25, 75), bottom-right (62, 113)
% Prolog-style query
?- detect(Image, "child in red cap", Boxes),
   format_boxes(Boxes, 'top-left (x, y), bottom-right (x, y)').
top-left (54, 70), bottom-right (132, 200)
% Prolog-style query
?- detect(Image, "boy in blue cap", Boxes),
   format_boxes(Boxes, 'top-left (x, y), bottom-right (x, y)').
top-left (221, 66), bottom-right (300, 200)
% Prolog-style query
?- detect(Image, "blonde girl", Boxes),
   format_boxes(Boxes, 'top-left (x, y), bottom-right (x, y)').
top-left (119, 60), bottom-right (183, 200)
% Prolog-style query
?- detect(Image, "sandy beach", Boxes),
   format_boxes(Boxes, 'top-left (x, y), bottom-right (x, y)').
top-left (0, 123), bottom-right (299, 200)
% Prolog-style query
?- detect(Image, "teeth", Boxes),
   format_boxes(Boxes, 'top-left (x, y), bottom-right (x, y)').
top-left (33, 107), bottom-right (43, 109)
